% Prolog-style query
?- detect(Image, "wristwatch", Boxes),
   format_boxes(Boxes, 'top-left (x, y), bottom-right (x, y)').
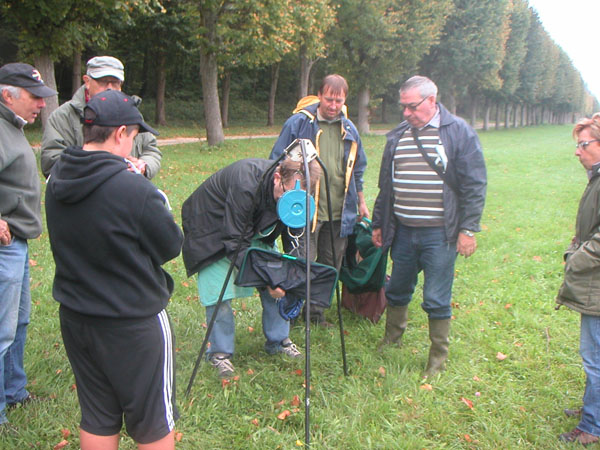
top-left (460, 229), bottom-right (475, 237)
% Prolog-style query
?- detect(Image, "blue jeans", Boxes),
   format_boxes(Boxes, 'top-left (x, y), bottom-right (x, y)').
top-left (386, 223), bottom-right (457, 320)
top-left (578, 314), bottom-right (600, 436)
top-left (0, 238), bottom-right (31, 424)
top-left (205, 288), bottom-right (290, 357)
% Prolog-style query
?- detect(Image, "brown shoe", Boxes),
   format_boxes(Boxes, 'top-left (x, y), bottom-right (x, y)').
top-left (564, 408), bottom-right (583, 418)
top-left (559, 428), bottom-right (599, 446)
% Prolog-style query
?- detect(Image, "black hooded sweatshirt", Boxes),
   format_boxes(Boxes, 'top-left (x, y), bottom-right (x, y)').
top-left (45, 146), bottom-right (183, 319)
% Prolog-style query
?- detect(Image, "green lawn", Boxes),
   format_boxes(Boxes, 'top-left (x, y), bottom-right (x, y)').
top-left (5, 124), bottom-right (590, 449)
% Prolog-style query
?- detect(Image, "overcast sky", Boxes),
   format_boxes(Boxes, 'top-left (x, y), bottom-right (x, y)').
top-left (527, 0), bottom-right (600, 101)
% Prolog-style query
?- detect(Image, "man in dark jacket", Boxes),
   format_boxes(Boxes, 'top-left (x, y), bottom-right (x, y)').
top-left (270, 74), bottom-right (369, 326)
top-left (46, 90), bottom-right (182, 449)
top-left (556, 113), bottom-right (600, 446)
top-left (182, 157), bottom-right (319, 378)
top-left (0, 62), bottom-right (56, 428)
top-left (372, 76), bottom-right (486, 378)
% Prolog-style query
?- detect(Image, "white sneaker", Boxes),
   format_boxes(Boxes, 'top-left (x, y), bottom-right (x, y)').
top-left (280, 338), bottom-right (302, 358)
top-left (210, 353), bottom-right (235, 378)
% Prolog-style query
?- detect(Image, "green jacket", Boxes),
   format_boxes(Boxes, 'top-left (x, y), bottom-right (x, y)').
top-left (557, 168), bottom-right (600, 315)
top-left (0, 102), bottom-right (42, 240)
top-left (41, 85), bottom-right (162, 179)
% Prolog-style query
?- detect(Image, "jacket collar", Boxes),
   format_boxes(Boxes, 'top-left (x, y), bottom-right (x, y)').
top-left (0, 101), bottom-right (27, 129)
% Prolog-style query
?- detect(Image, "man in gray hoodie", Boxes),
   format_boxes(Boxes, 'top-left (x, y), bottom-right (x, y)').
top-left (0, 62), bottom-right (56, 428)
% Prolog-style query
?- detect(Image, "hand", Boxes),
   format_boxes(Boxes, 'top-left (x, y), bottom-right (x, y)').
top-left (357, 192), bottom-right (370, 220)
top-left (457, 233), bottom-right (477, 258)
top-left (372, 228), bottom-right (382, 248)
top-left (268, 286), bottom-right (286, 299)
top-left (126, 157), bottom-right (147, 175)
top-left (0, 219), bottom-right (11, 246)
top-left (358, 202), bottom-right (370, 221)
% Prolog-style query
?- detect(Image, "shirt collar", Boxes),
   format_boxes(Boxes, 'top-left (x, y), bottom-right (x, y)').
top-left (317, 109), bottom-right (341, 124)
top-left (420, 106), bottom-right (440, 130)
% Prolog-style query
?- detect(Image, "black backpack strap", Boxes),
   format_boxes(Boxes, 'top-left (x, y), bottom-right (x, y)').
top-left (411, 127), bottom-right (457, 194)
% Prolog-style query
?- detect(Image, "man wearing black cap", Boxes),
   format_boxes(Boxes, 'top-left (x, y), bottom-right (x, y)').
top-left (0, 62), bottom-right (56, 429)
top-left (45, 90), bottom-right (183, 449)
top-left (41, 55), bottom-right (162, 179)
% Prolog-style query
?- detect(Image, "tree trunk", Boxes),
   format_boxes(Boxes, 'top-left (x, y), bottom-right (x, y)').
top-left (267, 62), bottom-right (280, 127)
top-left (470, 95), bottom-right (478, 128)
top-left (34, 54), bottom-right (58, 131)
top-left (72, 50), bottom-right (82, 96)
top-left (155, 52), bottom-right (167, 126)
top-left (200, 50), bottom-right (224, 146)
top-left (445, 92), bottom-right (457, 115)
top-left (483, 98), bottom-right (490, 131)
top-left (298, 45), bottom-right (315, 99)
top-left (504, 103), bottom-right (510, 129)
top-left (513, 104), bottom-right (518, 128)
top-left (357, 86), bottom-right (370, 134)
top-left (494, 102), bottom-right (500, 130)
top-left (381, 97), bottom-right (388, 124)
top-left (221, 71), bottom-right (231, 128)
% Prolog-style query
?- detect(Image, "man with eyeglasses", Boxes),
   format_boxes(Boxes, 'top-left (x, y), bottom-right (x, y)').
top-left (556, 113), bottom-right (600, 446)
top-left (41, 56), bottom-right (162, 179)
top-left (372, 75), bottom-right (487, 378)
top-left (270, 74), bottom-right (368, 327)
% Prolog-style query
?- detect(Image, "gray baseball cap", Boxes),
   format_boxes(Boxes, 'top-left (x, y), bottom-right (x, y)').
top-left (86, 56), bottom-right (125, 82)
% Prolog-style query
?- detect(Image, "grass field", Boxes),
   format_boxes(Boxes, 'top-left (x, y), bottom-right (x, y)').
top-left (3, 124), bottom-right (591, 449)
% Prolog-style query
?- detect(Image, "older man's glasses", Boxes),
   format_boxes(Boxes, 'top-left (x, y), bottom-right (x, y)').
top-left (576, 140), bottom-right (600, 150)
top-left (399, 96), bottom-right (429, 112)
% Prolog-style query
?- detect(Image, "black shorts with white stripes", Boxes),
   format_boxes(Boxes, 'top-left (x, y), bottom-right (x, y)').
top-left (59, 305), bottom-right (178, 444)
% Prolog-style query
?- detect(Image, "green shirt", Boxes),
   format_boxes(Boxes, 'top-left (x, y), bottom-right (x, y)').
top-left (317, 120), bottom-right (345, 220)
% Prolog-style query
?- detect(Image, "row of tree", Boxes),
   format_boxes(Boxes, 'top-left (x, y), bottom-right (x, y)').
top-left (1, 0), bottom-right (597, 145)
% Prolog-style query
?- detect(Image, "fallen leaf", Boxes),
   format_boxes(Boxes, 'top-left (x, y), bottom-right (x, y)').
top-left (251, 418), bottom-right (259, 426)
top-left (221, 379), bottom-right (230, 388)
top-left (294, 369), bottom-right (303, 376)
top-left (53, 441), bottom-right (69, 450)
top-left (461, 397), bottom-right (474, 409)
top-left (378, 366), bottom-right (386, 377)
top-left (420, 384), bottom-right (433, 391)
top-left (277, 410), bottom-right (291, 420)
top-left (61, 429), bottom-right (71, 438)
top-left (343, 330), bottom-right (350, 336)
top-left (233, 375), bottom-right (240, 381)
top-left (496, 352), bottom-right (507, 361)
top-left (296, 439), bottom-right (304, 446)
top-left (29, 259), bottom-right (38, 266)
top-left (248, 326), bottom-right (254, 333)
top-left (533, 255), bottom-right (542, 262)
top-left (504, 303), bottom-right (512, 309)
top-left (473, 375), bottom-right (481, 382)
top-left (201, 323), bottom-right (207, 329)
top-left (56, 369), bottom-right (62, 375)
top-left (181, 281), bottom-right (189, 288)
top-left (464, 434), bottom-right (472, 442)
top-left (247, 369), bottom-right (254, 375)
top-left (175, 432), bottom-right (183, 442)
top-left (276, 399), bottom-right (285, 406)
top-left (291, 395), bottom-right (300, 407)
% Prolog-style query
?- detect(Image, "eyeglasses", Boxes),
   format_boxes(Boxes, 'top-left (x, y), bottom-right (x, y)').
top-left (576, 140), bottom-right (600, 150)
top-left (399, 96), bottom-right (429, 112)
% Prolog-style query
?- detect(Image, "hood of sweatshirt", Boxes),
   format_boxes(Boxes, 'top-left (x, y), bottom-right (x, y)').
top-left (47, 146), bottom-right (126, 204)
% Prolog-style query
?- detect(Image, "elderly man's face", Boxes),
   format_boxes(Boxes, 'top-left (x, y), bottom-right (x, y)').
top-left (575, 128), bottom-right (600, 170)
top-left (83, 75), bottom-right (123, 98)
top-left (4, 88), bottom-right (46, 124)
top-left (400, 87), bottom-right (437, 129)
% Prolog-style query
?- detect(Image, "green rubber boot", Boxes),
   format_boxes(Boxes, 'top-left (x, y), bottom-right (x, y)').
top-left (377, 305), bottom-right (409, 351)
top-left (423, 318), bottom-right (450, 378)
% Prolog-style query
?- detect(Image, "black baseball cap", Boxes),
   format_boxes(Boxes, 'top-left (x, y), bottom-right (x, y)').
top-left (0, 62), bottom-right (57, 97)
top-left (83, 90), bottom-right (158, 135)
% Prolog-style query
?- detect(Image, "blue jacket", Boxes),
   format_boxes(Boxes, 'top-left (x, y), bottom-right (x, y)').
top-left (270, 102), bottom-right (367, 238)
top-left (372, 103), bottom-right (487, 252)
